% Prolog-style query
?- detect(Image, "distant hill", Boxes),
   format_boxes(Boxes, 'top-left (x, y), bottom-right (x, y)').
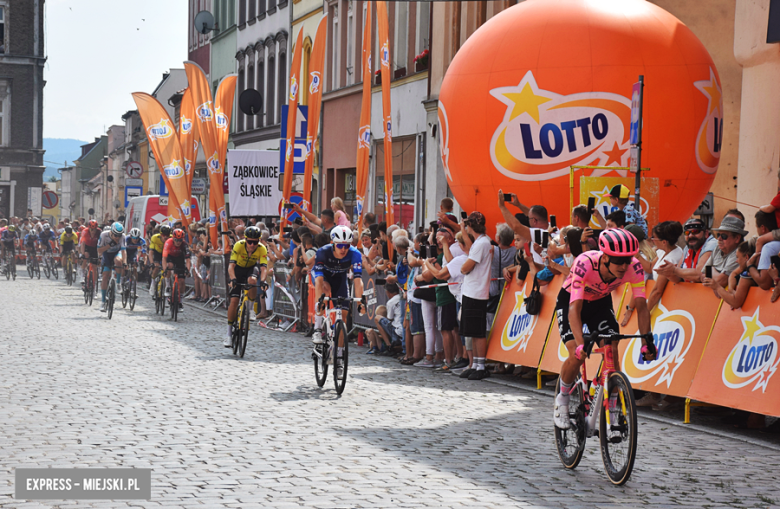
top-left (43, 138), bottom-right (89, 180)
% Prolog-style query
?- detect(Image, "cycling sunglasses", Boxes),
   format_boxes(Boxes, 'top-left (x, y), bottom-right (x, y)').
top-left (608, 255), bottom-right (633, 266)
top-left (245, 239), bottom-right (259, 245)
top-left (334, 243), bottom-right (350, 250)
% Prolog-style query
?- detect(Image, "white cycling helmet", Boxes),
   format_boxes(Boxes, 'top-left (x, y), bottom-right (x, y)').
top-left (330, 225), bottom-right (353, 244)
top-left (110, 222), bottom-right (124, 236)
top-left (129, 228), bottom-right (141, 239)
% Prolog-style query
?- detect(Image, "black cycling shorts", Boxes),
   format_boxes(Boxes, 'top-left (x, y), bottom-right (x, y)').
top-left (167, 256), bottom-right (188, 276)
top-left (62, 243), bottom-right (75, 253)
top-left (85, 245), bottom-right (98, 261)
top-left (152, 250), bottom-right (163, 264)
top-left (230, 264), bottom-right (259, 297)
top-left (555, 289), bottom-right (618, 344)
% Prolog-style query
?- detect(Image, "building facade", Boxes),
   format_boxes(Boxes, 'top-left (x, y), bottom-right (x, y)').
top-left (188, 0), bottom-right (212, 74)
top-left (0, 0), bottom-right (46, 218)
top-left (233, 0), bottom-right (290, 152)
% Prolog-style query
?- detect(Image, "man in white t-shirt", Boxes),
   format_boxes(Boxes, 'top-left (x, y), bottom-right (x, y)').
top-left (459, 211), bottom-right (493, 380)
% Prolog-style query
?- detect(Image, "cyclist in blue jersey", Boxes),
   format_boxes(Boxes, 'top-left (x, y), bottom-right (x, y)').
top-left (125, 228), bottom-right (146, 265)
top-left (312, 225), bottom-right (365, 345)
top-left (37, 223), bottom-right (58, 255)
top-left (96, 222), bottom-right (127, 312)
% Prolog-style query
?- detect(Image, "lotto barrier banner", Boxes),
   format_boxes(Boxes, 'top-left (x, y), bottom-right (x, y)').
top-left (537, 279), bottom-right (627, 377)
top-left (687, 287), bottom-right (780, 417)
top-left (486, 275), bottom-right (562, 368)
top-left (618, 281), bottom-right (720, 398)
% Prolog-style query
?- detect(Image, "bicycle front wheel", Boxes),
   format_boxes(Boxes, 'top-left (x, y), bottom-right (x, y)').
top-left (43, 261), bottom-right (50, 278)
top-left (333, 321), bottom-right (349, 395)
top-left (554, 377), bottom-right (587, 470)
top-left (52, 260), bottom-right (58, 279)
top-left (238, 299), bottom-right (250, 358)
top-left (129, 276), bottom-right (137, 310)
top-left (171, 283), bottom-right (179, 322)
top-left (600, 371), bottom-right (638, 486)
top-left (107, 280), bottom-right (115, 320)
top-left (313, 342), bottom-right (328, 387)
top-left (87, 273), bottom-right (94, 306)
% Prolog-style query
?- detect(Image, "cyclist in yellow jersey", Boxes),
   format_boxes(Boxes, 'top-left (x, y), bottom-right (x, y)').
top-left (225, 226), bottom-right (268, 347)
top-left (60, 225), bottom-right (79, 276)
top-left (148, 225), bottom-right (171, 269)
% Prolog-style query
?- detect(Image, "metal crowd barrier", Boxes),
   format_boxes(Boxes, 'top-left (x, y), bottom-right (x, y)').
top-left (262, 261), bottom-right (300, 332)
top-left (203, 254), bottom-right (227, 310)
top-left (352, 271), bottom-right (388, 331)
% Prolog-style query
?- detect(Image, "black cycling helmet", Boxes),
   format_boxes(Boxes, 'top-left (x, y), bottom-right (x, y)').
top-left (245, 226), bottom-right (262, 240)
top-left (160, 225), bottom-right (172, 236)
top-left (64, 226), bottom-right (73, 234)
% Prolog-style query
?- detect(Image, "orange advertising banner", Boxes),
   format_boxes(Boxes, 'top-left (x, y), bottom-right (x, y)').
top-left (487, 275), bottom-right (562, 368)
top-left (214, 75), bottom-right (237, 252)
top-left (355, 1), bottom-right (372, 232)
top-left (303, 15), bottom-right (328, 212)
top-left (538, 277), bottom-right (626, 377)
top-left (131, 92), bottom-right (192, 228)
top-left (687, 287), bottom-right (780, 417)
top-left (376, 1), bottom-right (394, 226)
top-left (617, 281), bottom-right (721, 398)
top-left (180, 88), bottom-right (199, 196)
top-left (184, 62), bottom-right (226, 250)
top-left (281, 28), bottom-right (305, 226)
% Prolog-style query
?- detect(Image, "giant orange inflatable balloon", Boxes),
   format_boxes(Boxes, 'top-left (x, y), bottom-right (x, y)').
top-left (439, 0), bottom-right (722, 233)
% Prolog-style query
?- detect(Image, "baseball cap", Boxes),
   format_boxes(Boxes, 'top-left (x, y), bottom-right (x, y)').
top-left (604, 184), bottom-right (631, 200)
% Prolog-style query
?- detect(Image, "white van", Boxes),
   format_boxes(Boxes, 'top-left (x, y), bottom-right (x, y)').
top-left (125, 195), bottom-right (202, 238)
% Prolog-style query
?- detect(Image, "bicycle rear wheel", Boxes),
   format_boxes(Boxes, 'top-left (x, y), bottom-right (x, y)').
top-left (52, 259), bottom-right (58, 279)
top-left (600, 371), bottom-right (638, 486)
top-left (554, 377), bottom-right (587, 470)
top-left (107, 280), bottom-right (115, 320)
top-left (43, 260), bottom-right (50, 278)
top-left (238, 299), bottom-right (250, 358)
top-left (333, 321), bottom-right (349, 395)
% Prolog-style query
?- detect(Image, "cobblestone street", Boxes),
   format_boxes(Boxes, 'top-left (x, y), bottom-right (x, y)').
top-left (2, 277), bottom-right (780, 508)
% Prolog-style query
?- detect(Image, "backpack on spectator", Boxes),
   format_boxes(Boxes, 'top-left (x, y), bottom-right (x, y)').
top-left (524, 274), bottom-right (542, 315)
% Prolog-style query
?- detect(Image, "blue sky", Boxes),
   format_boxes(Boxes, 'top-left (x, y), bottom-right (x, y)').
top-left (43, 0), bottom-right (188, 140)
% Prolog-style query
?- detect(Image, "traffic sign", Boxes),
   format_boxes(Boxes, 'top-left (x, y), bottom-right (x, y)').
top-left (125, 187), bottom-right (142, 207)
top-left (42, 190), bottom-right (59, 209)
top-left (280, 105), bottom-right (308, 175)
top-left (126, 178), bottom-right (143, 187)
top-left (192, 178), bottom-right (207, 195)
top-left (159, 196), bottom-right (169, 206)
top-left (126, 161), bottom-right (143, 179)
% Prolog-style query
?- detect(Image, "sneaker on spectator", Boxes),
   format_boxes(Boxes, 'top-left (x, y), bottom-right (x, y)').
top-left (186, 293), bottom-right (196, 300)
top-left (451, 358), bottom-right (469, 369)
top-left (459, 368), bottom-right (476, 379)
top-left (414, 358), bottom-right (435, 368)
top-left (366, 348), bottom-right (376, 355)
top-left (468, 369), bottom-right (490, 381)
top-left (434, 361), bottom-right (452, 373)
top-left (432, 359), bottom-right (444, 369)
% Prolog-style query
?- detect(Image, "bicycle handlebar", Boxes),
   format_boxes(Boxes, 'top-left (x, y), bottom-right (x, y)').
top-left (582, 331), bottom-right (654, 358)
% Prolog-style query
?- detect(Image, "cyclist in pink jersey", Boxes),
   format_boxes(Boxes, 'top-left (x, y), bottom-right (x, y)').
top-left (553, 229), bottom-right (656, 429)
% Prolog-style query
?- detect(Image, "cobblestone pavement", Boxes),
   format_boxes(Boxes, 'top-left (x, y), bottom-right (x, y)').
top-left (2, 277), bottom-right (780, 509)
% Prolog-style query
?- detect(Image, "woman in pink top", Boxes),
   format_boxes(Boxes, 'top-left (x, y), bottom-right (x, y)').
top-left (331, 197), bottom-right (351, 228)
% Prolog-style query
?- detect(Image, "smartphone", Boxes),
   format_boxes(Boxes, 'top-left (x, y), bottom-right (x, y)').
top-left (705, 265), bottom-right (713, 279)
top-left (503, 193), bottom-right (513, 202)
top-left (771, 255), bottom-right (780, 270)
top-left (587, 197), bottom-right (596, 211)
top-left (534, 229), bottom-right (542, 245)
top-left (375, 278), bottom-right (386, 286)
top-left (542, 231), bottom-right (549, 249)
top-left (460, 211), bottom-right (468, 220)
top-left (550, 215), bottom-right (557, 229)
top-left (428, 244), bottom-right (438, 259)
top-left (282, 202), bottom-right (294, 210)
top-left (283, 226), bottom-right (292, 233)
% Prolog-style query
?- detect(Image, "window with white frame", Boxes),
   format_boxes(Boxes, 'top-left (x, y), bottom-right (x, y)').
top-left (331, 6), bottom-right (340, 90)
top-left (0, 82), bottom-right (9, 146)
top-left (346, 2), bottom-right (354, 86)
top-left (416, 2), bottom-right (430, 55)
top-left (394, 2), bottom-right (408, 72)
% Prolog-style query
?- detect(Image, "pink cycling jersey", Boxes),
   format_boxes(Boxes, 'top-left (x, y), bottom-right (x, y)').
top-left (562, 250), bottom-right (646, 302)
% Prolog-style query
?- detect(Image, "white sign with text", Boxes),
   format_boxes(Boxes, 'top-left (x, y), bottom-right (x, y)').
top-left (226, 150), bottom-right (282, 217)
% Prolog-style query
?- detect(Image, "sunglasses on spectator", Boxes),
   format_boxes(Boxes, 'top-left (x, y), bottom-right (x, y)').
top-left (716, 233), bottom-right (732, 240)
top-left (335, 243), bottom-right (350, 250)
top-left (609, 255), bottom-right (633, 266)
top-left (684, 230), bottom-right (703, 236)
top-left (245, 239), bottom-right (259, 245)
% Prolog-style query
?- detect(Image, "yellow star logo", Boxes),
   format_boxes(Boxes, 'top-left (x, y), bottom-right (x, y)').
top-left (694, 68), bottom-right (722, 116)
top-left (741, 308), bottom-right (762, 341)
top-left (502, 82), bottom-right (552, 124)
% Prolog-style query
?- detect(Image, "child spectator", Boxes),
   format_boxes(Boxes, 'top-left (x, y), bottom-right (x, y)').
top-left (375, 283), bottom-right (404, 354)
top-left (594, 184), bottom-right (647, 235)
top-left (605, 210), bottom-right (626, 229)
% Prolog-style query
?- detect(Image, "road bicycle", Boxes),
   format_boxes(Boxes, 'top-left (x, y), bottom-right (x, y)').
top-left (26, 249), bottom-right (40, 279)
top-left (63, 252), bottom-right (75, 286)
top-left (554, 331), bottom-right (653, 486)
top-left (166, 270), bottom-right (183, 322)
top-left (230, 282), bottom-right (268, 358)
top-left (41, 248), bottom-right (58, 280)
top-left (2, 249), bottom-right (16, 280)
top-left (312, 295), bottom-right (363, 395)
top-left (83, 258), bottom-right (98, 306)
top-left (152, 269), bottom-right (166, 316)
top-left (122, 261), bottom-right (139, 310)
